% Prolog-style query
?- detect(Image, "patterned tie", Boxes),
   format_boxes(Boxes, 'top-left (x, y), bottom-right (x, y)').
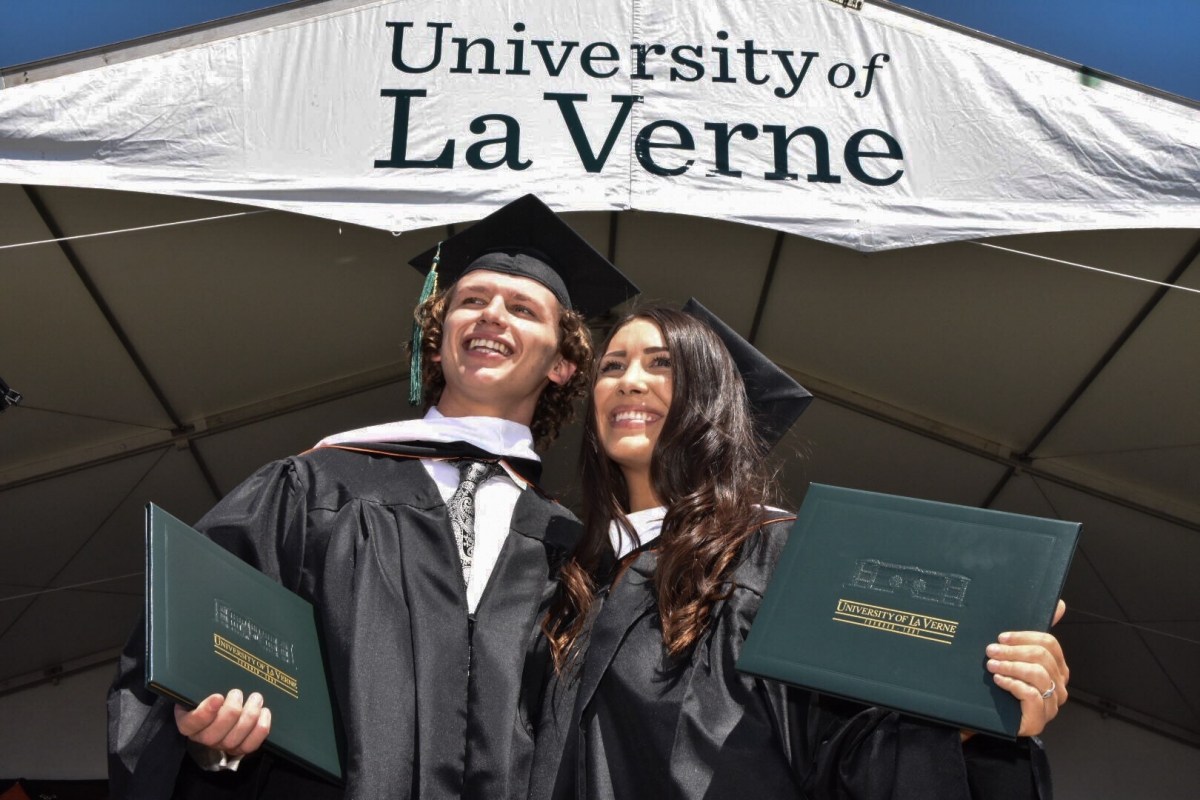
top-left (447, 459), bottom-right (501, 587)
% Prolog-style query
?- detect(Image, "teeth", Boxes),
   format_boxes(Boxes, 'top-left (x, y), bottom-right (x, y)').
top-left (468, 338), bottom-right (512, 355)
top-left (613, 410), bottom-right (657, 423)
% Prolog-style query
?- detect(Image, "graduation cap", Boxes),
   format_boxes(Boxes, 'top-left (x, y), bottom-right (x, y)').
top-left (682, 298), bottom-right (812, 449)
top-left (406, 194), bottom-right (639, 404)
top-left (407, 194), bottom-right (638, 318)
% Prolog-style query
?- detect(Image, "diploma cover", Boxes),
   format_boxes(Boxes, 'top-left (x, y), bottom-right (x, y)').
top-left (737, 484), bottom-right (1080, 738)
top-left (144, 503), bottom-right (343, 780)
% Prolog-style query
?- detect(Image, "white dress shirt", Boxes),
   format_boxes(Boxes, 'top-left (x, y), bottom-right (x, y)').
top-left (424, 456), bottom-right (523, 613)
top-left (609, 506), bottom-right (667, 558)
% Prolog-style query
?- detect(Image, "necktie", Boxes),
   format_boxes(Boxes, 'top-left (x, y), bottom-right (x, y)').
top-left (448, 459), bottom-right (500, 588)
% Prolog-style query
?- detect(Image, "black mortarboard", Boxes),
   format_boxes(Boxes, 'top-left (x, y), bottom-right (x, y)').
top-left (682, 298), bottom-right (812, 448)
top-left (407, 194), bottom-right (638, 318)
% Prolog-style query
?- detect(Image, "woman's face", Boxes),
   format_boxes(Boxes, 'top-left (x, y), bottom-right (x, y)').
top-left (593, 318), bottom-right (674, 474)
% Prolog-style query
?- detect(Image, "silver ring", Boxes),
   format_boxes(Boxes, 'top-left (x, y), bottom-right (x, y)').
top-left (1041, 681), bottom-right (1056, 700)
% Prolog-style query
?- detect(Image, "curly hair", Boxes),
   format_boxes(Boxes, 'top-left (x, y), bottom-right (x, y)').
top-left (411, 284), bottom-right (593, 450)
top-left (545, 307), bottom-right (782, 672)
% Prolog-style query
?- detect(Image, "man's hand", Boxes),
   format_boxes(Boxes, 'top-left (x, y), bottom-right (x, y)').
top-left (175, 689), bottom-right (272, 757)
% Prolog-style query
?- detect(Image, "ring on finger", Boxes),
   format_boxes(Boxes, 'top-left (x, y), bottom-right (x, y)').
top-left (1041, 680), bottom-right (1056, 700)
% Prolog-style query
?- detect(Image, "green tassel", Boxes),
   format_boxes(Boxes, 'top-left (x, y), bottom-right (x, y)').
top-left (409, 243), bottom-right (441, 406)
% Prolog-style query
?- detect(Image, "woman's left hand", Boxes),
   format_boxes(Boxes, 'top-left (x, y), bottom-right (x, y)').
top-left (985, 599), bottom-right (1070, 737)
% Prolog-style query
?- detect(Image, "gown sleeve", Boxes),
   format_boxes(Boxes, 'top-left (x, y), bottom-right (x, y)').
top-left (527, 634), bottom-right (584, 800)
top-left (667, 524), bottom-right (804, 798)
top-left (106, 458), bottom-right (310, 799)
top-left (669, 579), bottom-right (805, 799)
top-left (802, 693), bottom-right (1051, 800)
top-left (673, 523), bottom-right (1053, 800)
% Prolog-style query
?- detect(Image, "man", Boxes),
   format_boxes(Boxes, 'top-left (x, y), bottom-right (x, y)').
top-left (107, 195), bottom-right (638, 799)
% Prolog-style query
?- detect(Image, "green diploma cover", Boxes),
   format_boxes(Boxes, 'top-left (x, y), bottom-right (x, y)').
top-left (144, 503), bottom-right (343, 780)
top-left (738, 484), bottom-right (1080, 738)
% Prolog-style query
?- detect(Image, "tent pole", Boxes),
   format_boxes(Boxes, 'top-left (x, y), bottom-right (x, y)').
top-left (20, 185), bottom-right (223, 501)
top-left (981, 235), bottom-right (1200, 510)
top-left (748, 231), bottom-right (785, 344)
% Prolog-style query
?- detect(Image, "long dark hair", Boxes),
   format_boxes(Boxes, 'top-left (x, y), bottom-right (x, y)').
top-left (545, 306), bottom-right (781, 671)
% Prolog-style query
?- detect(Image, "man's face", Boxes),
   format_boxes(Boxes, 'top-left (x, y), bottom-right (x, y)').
top-left (434, 269), bottom-right (577, 424)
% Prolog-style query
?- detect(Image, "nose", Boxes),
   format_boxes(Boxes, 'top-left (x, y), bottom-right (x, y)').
top-left (478, 295), bottom-right (507, 325)
top-left (616, 362), bottom-right (647, 394)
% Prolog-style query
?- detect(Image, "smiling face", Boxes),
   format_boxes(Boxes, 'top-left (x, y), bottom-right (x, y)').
top-left (434, 269), bottom-right (577, 425)
top-left (592, 317), bottom-right (674, 497)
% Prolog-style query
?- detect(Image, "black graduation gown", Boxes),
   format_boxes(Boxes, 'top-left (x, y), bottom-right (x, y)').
top-left (108, 444), bottom-right (581, 800)
top-left (539, 519), bottom-right (1053, 800)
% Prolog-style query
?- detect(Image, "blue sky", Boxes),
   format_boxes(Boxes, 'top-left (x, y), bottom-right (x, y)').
top-left (1, 0), bottom-right (1196, 102)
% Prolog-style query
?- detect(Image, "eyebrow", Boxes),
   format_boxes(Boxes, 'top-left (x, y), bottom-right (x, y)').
top-left (601, 346), bottom-right (670, 359)
top-left (456, 284), bottom-right (550, 310)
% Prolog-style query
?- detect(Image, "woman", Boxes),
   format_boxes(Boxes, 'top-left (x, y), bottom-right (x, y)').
top-left (536, 303), bottom-right (1068, 799)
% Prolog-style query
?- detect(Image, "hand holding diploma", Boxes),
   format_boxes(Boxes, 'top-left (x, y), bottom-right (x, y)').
top-left (143, 505), bottom-right (340, 777)
top-left (961, 599), bottom-right (1069, 741)
top-left (984, 599), bottom-right (1070, 737)
top-left (175, 688), bottom-right (273, 759)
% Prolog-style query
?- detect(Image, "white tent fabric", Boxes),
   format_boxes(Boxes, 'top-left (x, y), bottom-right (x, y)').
top-left (0, 0), bottom-right (1196, 250)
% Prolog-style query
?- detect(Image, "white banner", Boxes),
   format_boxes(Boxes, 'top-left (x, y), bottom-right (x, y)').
top-left (0, 0), bottom-right (1196, 251)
